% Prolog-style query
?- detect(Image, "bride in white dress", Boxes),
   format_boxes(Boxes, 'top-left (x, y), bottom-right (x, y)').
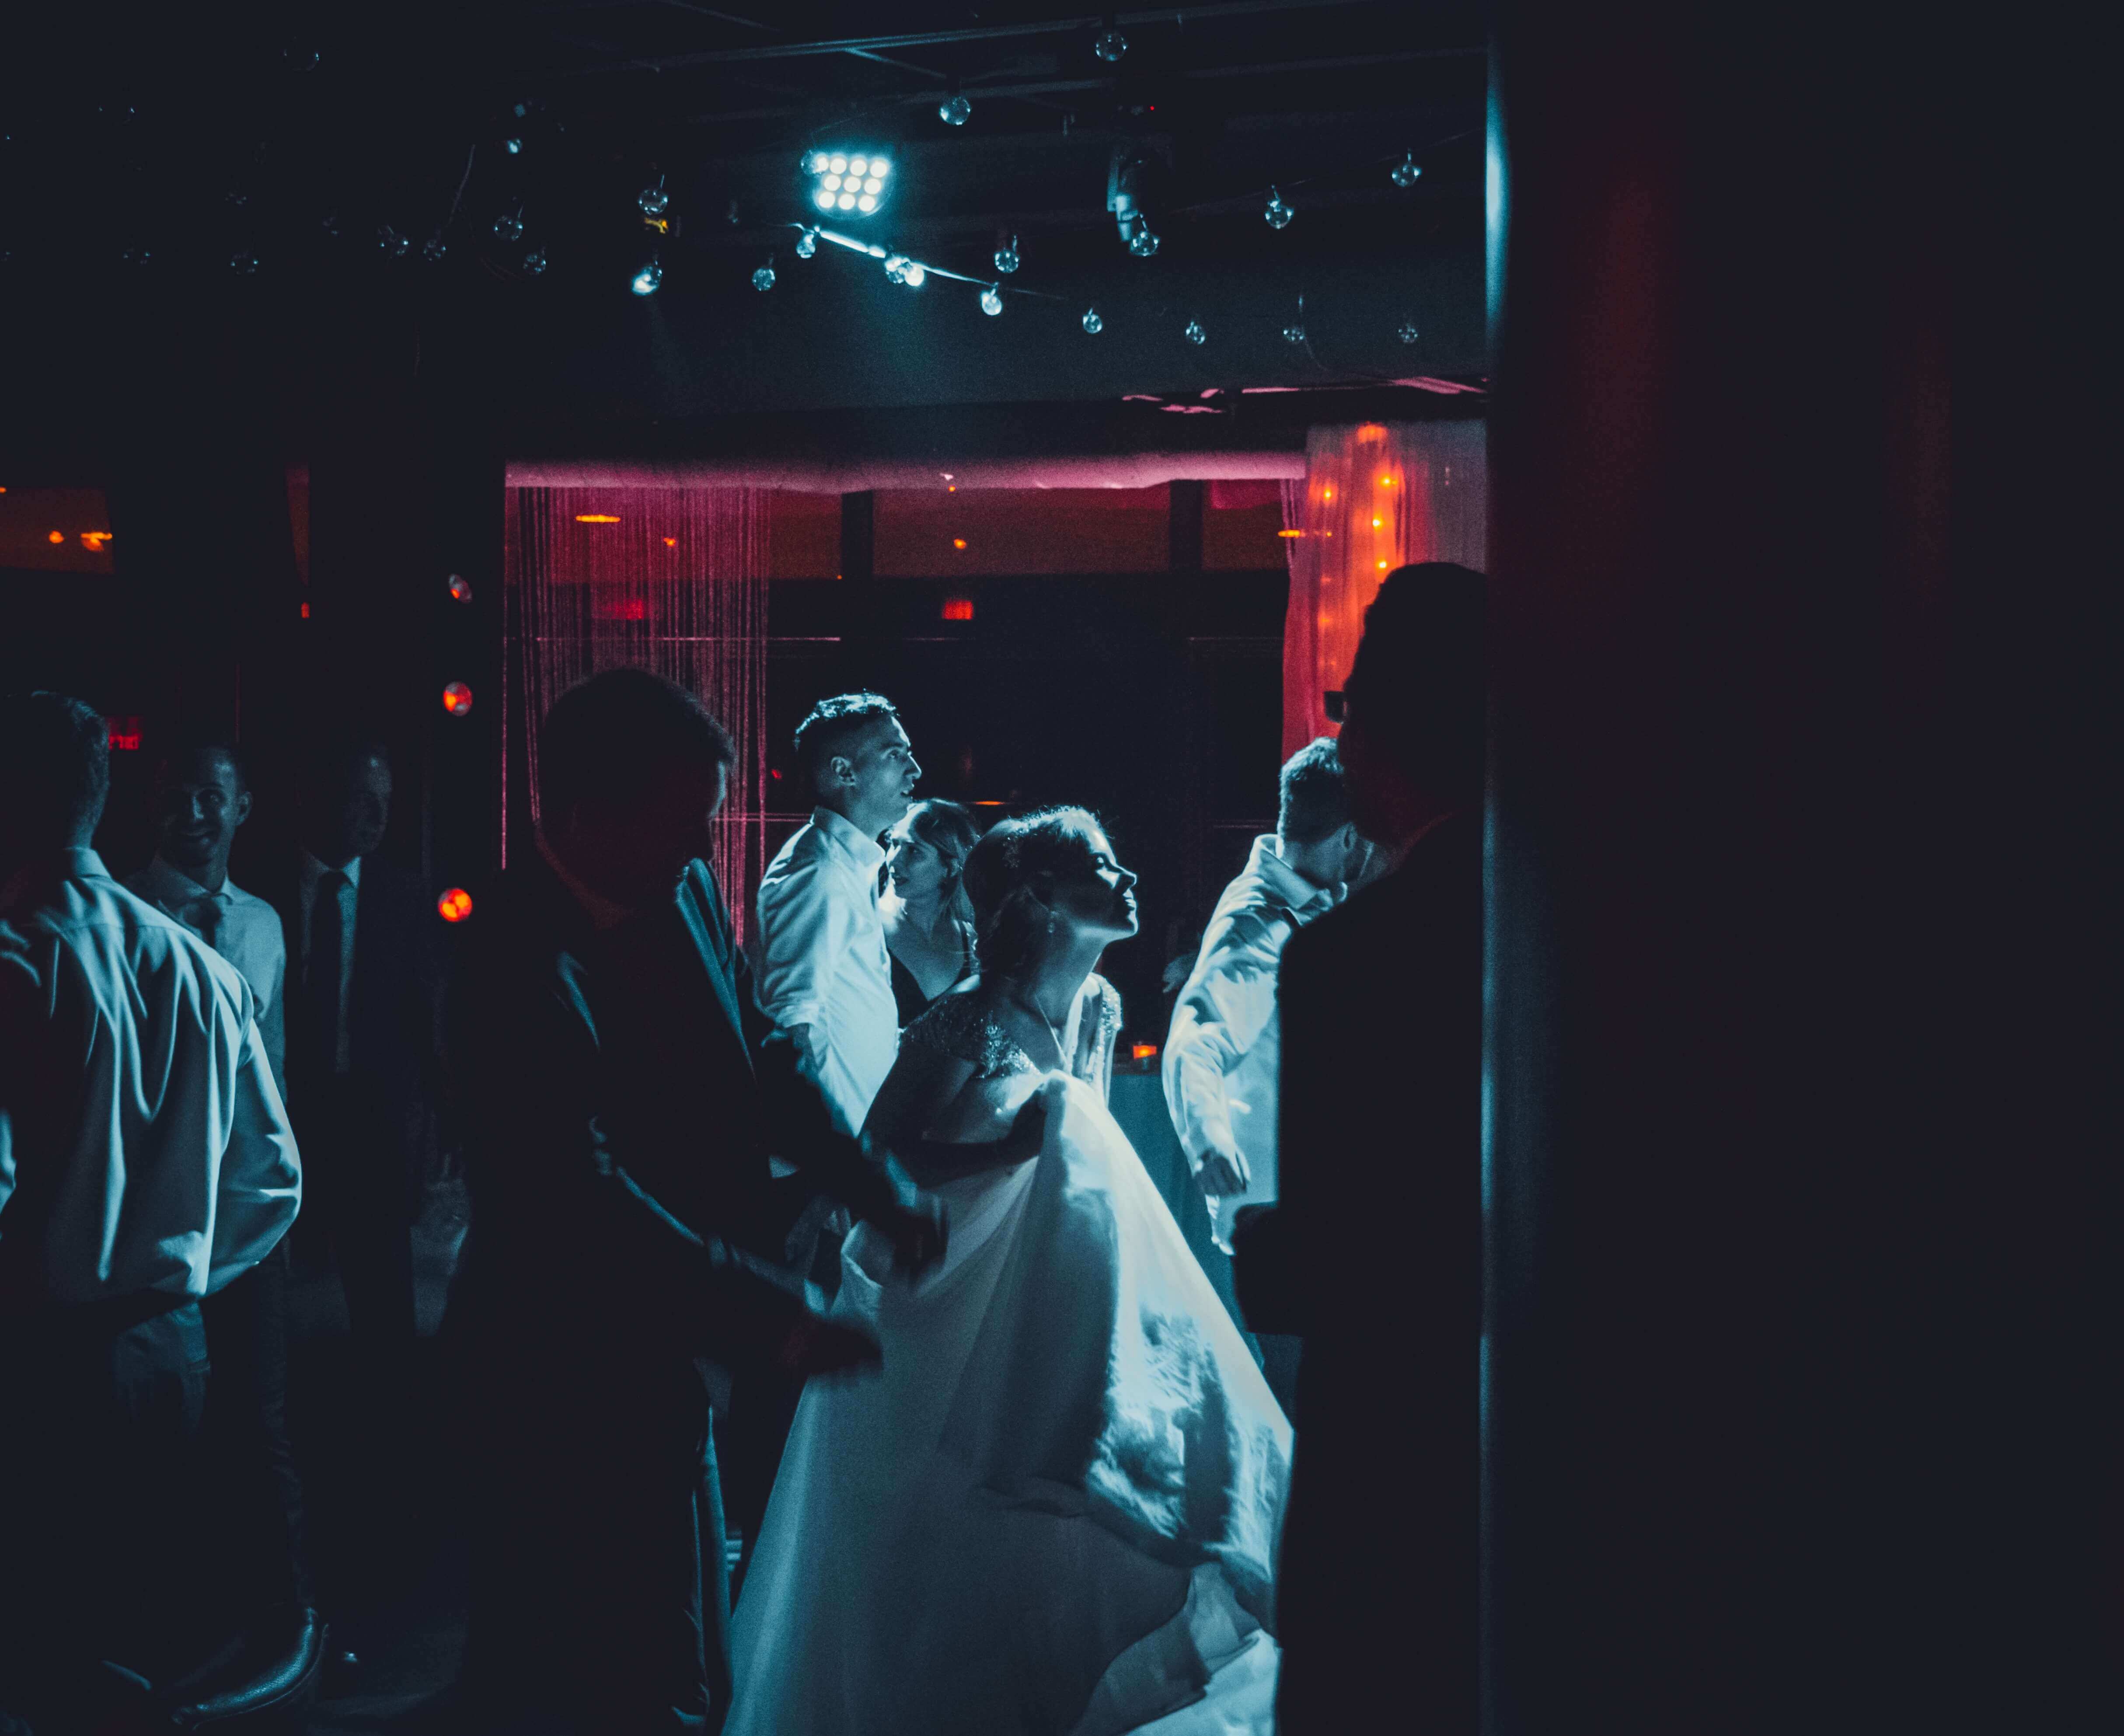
top-left (727, 808), bottom-right (1292, 1736)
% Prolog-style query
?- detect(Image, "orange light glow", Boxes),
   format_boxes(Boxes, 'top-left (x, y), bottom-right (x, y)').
top-left (952, 538), bottom-right (967, 551)
top-left (437, 888), bottom-right (475, 924)
top-left (81, 532), bottom-right (112, 551)
top-left (442, 681), bottom-right (474, 715)
top-left (663, 536), bottom-right (677, 547)
top-left (1323, 488), bottom-right (1334, 500)
top-left (575, 513), bottom-right (621, 523)
top-left (1377, 559), bottom-right (1390, 570)
top-left (971, 800), bottom-right (1005, 807)
top-left (941, 598), bottom-right (975, 621)
top-left (48, 530), bottom-right (65, 544)
top-left (1371, 516), bottom-right (1383, 528)
top-left (1380, 476), bottom-right (1394, 486)
top-left (947, 485), bottom-right (956, 493)
top-left (1131, 1043), bottom-right (1159, 1062)
top-left (1278, 528), bottom-right (1305, 538)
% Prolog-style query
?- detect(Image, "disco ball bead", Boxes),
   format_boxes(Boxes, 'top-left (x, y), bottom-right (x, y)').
top-left (1264, 189), bottom-right (1294, 230)
top-left (522, 248), bottom-right (547, 275)
top-left (1093, 29), bottom-right (1127, 63)
top-left (1184, 320), bottom-right (1207, 345)
top-left (638, 182), bottom-right (669, 216)
top-left (1392, 153), bottom-right (1423, 189)
top-left (939, 93), bottom-right (972, 127)
top-left (492, 211), bottom-right (523, 243)
top-left (1283, 324), bottom-right (1306, 345)
top-left (1082, 307), bottom-right (1103, 335)
top-left (752, 265), bottom-right (776, 292)
top-left (795, 228), bottom-right (818, 259)
top-left (1128, 228), bottom-right (1160, 258)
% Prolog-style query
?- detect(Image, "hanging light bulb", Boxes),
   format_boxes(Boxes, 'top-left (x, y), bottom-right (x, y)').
top-left (122, 245), bottom-right (151, 265)
top-left (321, 213), bottom-right (341, 237)
top-left (993, 233), bottom-right (1020, 274)
top-left (980, 283), bottom-right (1004, 316)
top-left (1283, 321), bottom-right (1306, 344)
top-left (638, 175), bottom-right (669, 216)
top-left (422, 234), bottom-right (448, 263)
top-left (1093, 26), bottom-right (1127, 63)
top-left (523, 248), bottom-right (548, 275)
top-left (492, 209), bottom-right (523, 243)
top-left (377, 227), bottom-right (410, 257)
top-left (939, 90), bottom-right (972, 126)
top-left (753, 262), bottom-right (776, 291)
top-left (795, 227), bottom-right (819, 259)
top-left (1392, 152), bottom-right (1422, 189)
top-left (902, 261), bottom-right (927, 288)
top-left (1082, 307), bottom-right (1104, 335)
top-left (1184, 319), bottom-right (1207, 345)
top-left (631, 256), bottom-right (663, 296)
top-left (1397, 320), bottom-right (1420, 344)
top-left (505, 136), bottom-right (522, 155)
top-left (883, 254), bottom-right (910, 283)
top-left (230, 251), bottom-right (258, 275)
top-left (1128, 227), bottom-right (1160, 258)
top-left (1264, 186), bottom-right (1294, 229)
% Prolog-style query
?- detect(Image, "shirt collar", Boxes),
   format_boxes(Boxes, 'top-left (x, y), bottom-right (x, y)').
top-left (1252, 834), bottom-right (1342, 920)
top-left (812, 805), bottom-right (887, 873)
top-left (137, 855), bottom-right (226, 908)
top-left (1, 848), bottom-right (109, 915)
top-left (300, 849), bottom-right (363, 892)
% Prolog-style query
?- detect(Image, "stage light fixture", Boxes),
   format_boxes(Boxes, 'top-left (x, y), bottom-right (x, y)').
top-left (1184, 319), bottom-right (1207, 345)
top-left (980, 284), bottom-right (1004, 316)
top-left (631, 256), bottom-right (663, 296)
top-left (805, 150), bottom-right (891, 217)
top-left (1392, 152), bottom-right (1422, 189)
top-left (1082, 307), bottom-right (1103, 334)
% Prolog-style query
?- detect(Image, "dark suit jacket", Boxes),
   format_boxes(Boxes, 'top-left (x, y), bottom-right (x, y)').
top-left (1233, 810), bottom-right (1483, 1733)
top-left (445, 851), bottom-right (901, 1382)
top-left (258, 849), bottom-right (444, 1207)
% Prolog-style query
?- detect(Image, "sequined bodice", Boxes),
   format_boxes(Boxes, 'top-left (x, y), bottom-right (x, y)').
top-left (903, 991), bottom-right (1042, 1079)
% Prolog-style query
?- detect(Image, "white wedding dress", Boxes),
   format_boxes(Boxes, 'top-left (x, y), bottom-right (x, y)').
top-left (726, 985), bottom-right (1293, 1736)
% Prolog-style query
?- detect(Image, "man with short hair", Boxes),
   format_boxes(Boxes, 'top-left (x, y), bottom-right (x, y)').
top-left (1164, 737), bottom-right (1369, 1258)
top-left (0, 691), bottom-right (301, 1724)
top-left (450, 669), bottom-right (943, 1735)
top-left (755, 692), bottom-right (921, 1135)
top-left (1234, 563), bottom-right (1487, 1734)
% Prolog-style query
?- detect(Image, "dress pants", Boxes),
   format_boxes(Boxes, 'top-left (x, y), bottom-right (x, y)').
top-left (463, 1347), bottom-right (733, 1734)
top-left (295, 1074), bottom-right (417, 1347)
top-left (0, 1301), bottom-right (214, 1723)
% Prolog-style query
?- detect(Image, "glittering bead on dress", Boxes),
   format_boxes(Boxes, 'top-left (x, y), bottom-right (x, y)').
top-left (904, 992), bottom-right (1040, 1079)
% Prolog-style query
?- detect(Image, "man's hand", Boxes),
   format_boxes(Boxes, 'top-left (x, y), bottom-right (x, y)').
top-left (868, 1193), bottom-right (949, 1279)
top-left (775, 1311), bottom-right (882, 1378)
top-left (1194, 1142), bottom-right (1250, 1200)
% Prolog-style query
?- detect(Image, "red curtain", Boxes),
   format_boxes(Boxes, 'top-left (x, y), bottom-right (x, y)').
top-left (1281, 421), bottom-right (1488, 757)
top-left (503, 486), bottom-right (769, 938)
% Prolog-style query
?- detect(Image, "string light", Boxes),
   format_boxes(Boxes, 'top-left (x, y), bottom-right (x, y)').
top-left (939, 90), bottom-right (972, 127)
top-left (1082, 307), bottom-right (1103, 334)
top-left (795, 227), bottom-right (818, 258)
top-left (638, 175), bottom-right (669, 217)
top-left (631, 256), bottom-right (663, 296)
top-left (902, 261), bottom-right (926, 288)
top-left (377, 227), bottom-right (410, 257)
top-left (1283, 320), bottom-right (1305, 344)
top-left (492, 209), bottom-right (523, 243)
top-left (993, 233), bottom-right (1019, 274)
top-left (122, 246), bottom-right (150, 265)
top-left (1397, 320), bottom-right (1419, 343)
top-left (1093, 23), bottom-right (1128, 63)
top-left (442, 682), bottom-right (474, 716)
top-left (448, 573), bottom-right (474, 603)
top-left (1392, 152), bottom-right (1422, 189)
top-left (505, 137), bottom-right (522, 155)
top-left (1264, 186), bottom-right (1294, 229)
top-left (753, 261), bottom-right (776, 291)
top-left (523, 249), bottom-right (547, 275)
top-left (230, 251), bottom-right (258, 274)
top-left (422, 234), bottom-right (447, 263)
top-left (980, 283), bottom-right (1004, 316)
top-left (884, 254), bottom-right (910, 282)
top-left (1128, 228), bottom-right (1160, 258)
top-left (1184, 319), bottom-right (1207, 345)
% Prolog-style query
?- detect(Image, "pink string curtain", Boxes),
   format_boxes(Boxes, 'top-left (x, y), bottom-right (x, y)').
top-left (1281, 420), bottom-right (1488, 757)
top-left (503, 486), bottom-right (770, 939)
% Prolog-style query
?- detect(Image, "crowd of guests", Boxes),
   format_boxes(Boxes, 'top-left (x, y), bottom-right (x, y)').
top-left (0, 562), bottom-right (1484, 1735)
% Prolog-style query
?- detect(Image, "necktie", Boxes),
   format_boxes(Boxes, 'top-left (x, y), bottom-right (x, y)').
top-left (193, 893), bottom-right (227, 957)
top-left (309, 870), bottom-right (348, 1076)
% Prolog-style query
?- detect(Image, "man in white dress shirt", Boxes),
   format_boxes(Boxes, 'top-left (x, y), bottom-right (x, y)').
top-left (0, 692), bottom-right (302, 1721)
top-left (1162, 739), bottom-right (1367, 1411)
top-left (755, 692), bottom-right (921, 1135)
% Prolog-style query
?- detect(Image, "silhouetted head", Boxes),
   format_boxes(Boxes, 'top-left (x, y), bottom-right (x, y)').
top-left (1332, 562), bottom-right (1486, 849)
top-left (539, 668), bottom-right (735, 912)
top-left (1276, 736), bottom-right (1368, 891)
top-left (961, 807), bottom-right (1139, 979)
top-left (297, 738), bottom-right (392, 868)
top-left (794, 692), bottom-right (920, 838)
top-left (0, 690), bottom-right (109, 878)
top-left (153, 739), bottom-right (252, 888)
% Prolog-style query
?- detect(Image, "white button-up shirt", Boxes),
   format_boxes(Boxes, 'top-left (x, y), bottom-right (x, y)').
top-left (125, 855), bottom-right (289, 1100)
top-left (297, 850), bottom-right (361, 1074)
top-left (0, 850), bottom-right (302, 1306)
top-left (1162, 834), bottom-right (1341, 1247)
top-left (754, 806), bottom-right (900, 1136)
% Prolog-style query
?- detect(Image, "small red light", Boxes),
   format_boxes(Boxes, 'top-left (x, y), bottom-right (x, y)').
top-left (663, 536), bottom-right (677, 547)
top-left (106, 717), bottom-right (143, 752)
top-left (442, 681), bottom-right (474, 715)
top-left (48, 530), bottom-right (65, 544)
top-left (437, 888), bottom-right (474, 923)
top-left (952, 537), bottom-right (967, 551)
top-left (448, 573), bottom-right (473, 603)
top-left (941, 598), bottom-right (975, 621)
top-left (575, 513), bottom-right (621, 523)
top-left (1131, 1043), bottom-right (1159, 1061)
top-left (300, 601), bottom-right (311, 618)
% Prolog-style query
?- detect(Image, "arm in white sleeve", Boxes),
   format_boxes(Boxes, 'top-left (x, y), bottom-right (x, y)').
top-left (206, 1010), bottom-right (303, 1294)
top-left (755, 858), bottom-right (857, 1072)
top-left (1161, 909), bottom-right (1283, 1171)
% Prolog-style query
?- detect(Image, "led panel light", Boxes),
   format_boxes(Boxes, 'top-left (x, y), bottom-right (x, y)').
top-left (802, 149), bottom-right (892, 218)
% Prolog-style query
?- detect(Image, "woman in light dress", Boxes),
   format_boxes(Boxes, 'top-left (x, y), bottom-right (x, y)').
top-left (728, 808), bottom-right (1292, 1736)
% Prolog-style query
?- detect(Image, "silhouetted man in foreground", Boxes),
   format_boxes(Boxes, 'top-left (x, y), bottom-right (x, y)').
top-left (1233, 564), bottom-right (1486, 1733)
top-left (448, 669), bottom-right (944, 1735)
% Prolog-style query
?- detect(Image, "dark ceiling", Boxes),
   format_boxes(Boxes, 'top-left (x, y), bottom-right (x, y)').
top-left (0, 1), bottom-right (1486, 443)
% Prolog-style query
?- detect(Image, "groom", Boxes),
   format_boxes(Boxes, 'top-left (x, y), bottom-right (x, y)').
top-left (448, 669), bottom-right (945, 1735)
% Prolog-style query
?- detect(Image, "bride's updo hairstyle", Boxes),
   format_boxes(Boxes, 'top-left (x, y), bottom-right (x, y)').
top-left (961, 806), bottom-right (1104, 980)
